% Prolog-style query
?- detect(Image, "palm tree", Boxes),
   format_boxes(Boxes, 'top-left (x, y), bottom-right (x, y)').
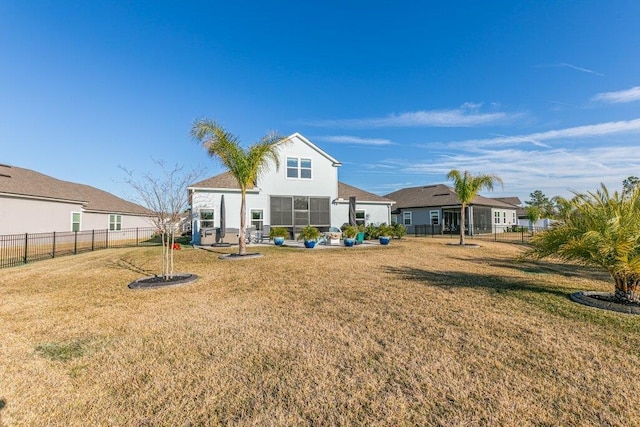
top-left (527, 184), bottom-right (640, 304)
top-left (191, 119), bottom-right (286, 256)
top-left (446, 169), bottom-right (503, 245)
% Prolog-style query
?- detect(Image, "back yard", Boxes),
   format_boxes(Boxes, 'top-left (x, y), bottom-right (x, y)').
top-left (1, 238), bottom-right (638, 426)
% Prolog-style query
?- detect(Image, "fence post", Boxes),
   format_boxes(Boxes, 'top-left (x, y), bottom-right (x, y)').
top-left (52, 231), bottom-right (56, 258)
top-left (23, 233), bottom-right (28, 264)
top-left (136, 228), bottom-right (139, 246)
top-left (105, 229), bottom-right (109, 248)
top-left (91, 229), bottom-right (95, 251)
top-left (74, 230), bottom-right (78, 254)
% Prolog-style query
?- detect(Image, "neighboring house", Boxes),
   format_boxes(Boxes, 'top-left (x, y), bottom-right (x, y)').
top-left (385, 184), bottom-right (520, 235)
top-left (0, 164), bottom-right (152, 235)
top-left (188, 133), bottom-right (394, 244)
top-left (493, 197), bottom-right (554, 229)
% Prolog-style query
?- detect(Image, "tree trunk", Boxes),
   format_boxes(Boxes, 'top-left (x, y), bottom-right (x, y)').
top-left (614, 274), bottom-right (640, 304)
top-left (459, 203), bottom-right (466, 245)
top-left (239, 189), bottom-right (247, 256)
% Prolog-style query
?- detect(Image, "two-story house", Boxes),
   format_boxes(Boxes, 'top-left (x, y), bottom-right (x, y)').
top-left (188, 133), bottom-right (394, 244)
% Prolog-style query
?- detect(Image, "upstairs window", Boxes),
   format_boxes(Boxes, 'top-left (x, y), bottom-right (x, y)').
top-left (286, 157), bottom-right (312, 179)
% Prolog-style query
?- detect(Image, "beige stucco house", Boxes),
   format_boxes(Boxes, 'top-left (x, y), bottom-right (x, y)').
top-left (0, 164), bottom-right (152, 235)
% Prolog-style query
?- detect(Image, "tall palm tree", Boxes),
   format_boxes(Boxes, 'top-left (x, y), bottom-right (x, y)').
top-left (446, 169), bottom-right (503, 245)
top-left (191, 119), bottom-right (286, 255)
top-left (528, 184), bottom-right (640, 304)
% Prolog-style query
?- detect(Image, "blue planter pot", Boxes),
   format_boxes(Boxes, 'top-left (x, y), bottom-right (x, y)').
top-left (343, 238), bottom-right (355, 247)
top-left (379, 236), bottom-right (391, 245)
top-left (304, 240), bottom-right (316, 248)
top-left (273, 237), bottom-right (285, 246)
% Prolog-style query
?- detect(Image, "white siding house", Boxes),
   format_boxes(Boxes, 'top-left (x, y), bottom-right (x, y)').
top-left (188, 133), bottom-right (394, 244)
top-left (0, 164), bottom-right (152, 235)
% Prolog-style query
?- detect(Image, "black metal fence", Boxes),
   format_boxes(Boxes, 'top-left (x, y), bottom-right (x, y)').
top-left (0, 227), bottom-right (159, 269)
top-left (413, 224), bottom-right (547, 244)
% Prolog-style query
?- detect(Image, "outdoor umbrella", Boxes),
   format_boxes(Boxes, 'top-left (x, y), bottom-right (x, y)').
top-left (219, 195), bottom-right (226, 243)
top-left (349, 196), bottom-right (357, 226)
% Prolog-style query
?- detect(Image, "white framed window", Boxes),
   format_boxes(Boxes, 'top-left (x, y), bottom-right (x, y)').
top-left (251, 209), bottom-right (264, 231)
top-left (512, 212), bottom-right (516, 224)
top-left (494, 211), bottom-right (500, 224)
top-left (430, 210), bottom-right (440, 225)
top-left (503, 211), bottom-right (507, 224)
top-left (199, 209), bottom-right (214, 228)
top-left (109, 214), bottom-right (122, 231)
top-left (355, 209), bottom-right (366, 226)
top-left (403, 211), bottom-right (412, 226)
top-left (300, 158), bottom-right (312, 179)
top-left (286, 157), bottom-right (312, 179)
top-left (391, 214), bottom-right (399, 224)
top-left (71, 212), bottom-right (81, 232)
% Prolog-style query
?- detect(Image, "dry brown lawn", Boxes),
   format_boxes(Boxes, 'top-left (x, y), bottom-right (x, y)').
top-left (1, 238), bottom-right (639, 426)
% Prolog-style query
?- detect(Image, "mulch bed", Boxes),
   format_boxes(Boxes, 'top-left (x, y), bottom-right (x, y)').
top-left (570, 291), bottom-right (640, 315)
top-left (128, 274), bottom-right (198, 289)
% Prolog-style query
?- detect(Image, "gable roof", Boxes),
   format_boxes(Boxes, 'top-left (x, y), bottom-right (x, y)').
top-left (285, 133), bottom-right (342, 166)
top-left (0, 164), bottom-right (150, 215)
top-left (338, 182), bottom-right (394, 204)
top-left (189, 171), bottom-right (247, 190)
top-left (385, 184), bottom-right (518, 210)
top-left (189, 171), bottom-right (393, 204)
top-left (492, 196), bottom-right (522, 207)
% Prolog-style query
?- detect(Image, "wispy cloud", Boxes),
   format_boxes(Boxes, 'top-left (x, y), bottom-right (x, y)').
top-left (592, 86), bottom-right (640, 104)
top-left (315, 135), bottom-right (394, 146)
top-left (538, 62), bottom-right (604, 77)
top-left (304, 104), bottom-right (523, 128)
top-left (433, 118), bottom-right (640, 148)
top-left (370, 145), bottom-right (640, 198)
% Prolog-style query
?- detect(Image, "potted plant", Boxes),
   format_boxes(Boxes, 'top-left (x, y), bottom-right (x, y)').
top-left (378, 224), bottom-right (393, 245)
top-left (342, 225), bottom-right (357, 247)
top-left (269, 227), bottom-right (288, 246)
top-left (297, 225), bottom-right (321, 248)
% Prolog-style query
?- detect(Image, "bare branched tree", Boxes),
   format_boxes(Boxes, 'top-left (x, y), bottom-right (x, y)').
top-left (121, 160), bottom-right (203, 280)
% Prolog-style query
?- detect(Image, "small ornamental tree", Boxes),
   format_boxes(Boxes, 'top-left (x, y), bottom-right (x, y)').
top-left (527, 183), bottom-right (640, 304)
top-left (122, 160), bottom-right (202, 280)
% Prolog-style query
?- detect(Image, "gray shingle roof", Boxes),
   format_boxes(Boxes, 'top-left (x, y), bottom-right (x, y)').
top-left (338, 182), bottom-right (393, 203)
top-left (385, 184), bottom-right (517, 210)
top-left (189, 172), bottom-right (393, 203)
top-left (0, 164), bottom-right (150, 215)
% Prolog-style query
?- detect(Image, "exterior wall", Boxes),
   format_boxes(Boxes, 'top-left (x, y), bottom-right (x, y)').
top-left (190, 190), bottom-right (246, 244)
top-left (259, 136), bottom-right (339, 199)
top-left (0, 196), bottom-right (85, 234)
top-left (489, 207), bottom-right (518, 233)
top-left (81, 212), bottom-right (153, 231)
top-left (331, 202), bottom-right (391, 227)
top-left (0, 195), bottom-right (153, 235)
top-left (395, 208), bottom-right (434, 233)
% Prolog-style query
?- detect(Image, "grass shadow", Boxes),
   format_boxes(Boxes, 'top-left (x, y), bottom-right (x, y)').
top-left (106, 257), bottom-right (156, 276)
top-left (448, 255), bottom-right (611, 281)
top-left (382, 265), bottom-right (570, 299)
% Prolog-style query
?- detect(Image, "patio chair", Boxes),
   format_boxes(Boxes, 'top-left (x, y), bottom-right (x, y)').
top-left (355, 231), bottom-right (365, 245)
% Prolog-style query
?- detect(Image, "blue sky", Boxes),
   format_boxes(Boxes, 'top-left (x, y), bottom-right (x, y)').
top-left (2, 1), bottom-right (640, 203)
